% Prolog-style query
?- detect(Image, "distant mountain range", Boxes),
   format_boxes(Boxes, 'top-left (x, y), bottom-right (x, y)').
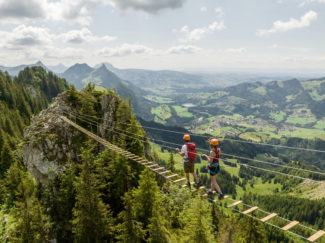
top-left (1, 61), bottom-right (306, 94)
top-left (61, 63), bottom-right (155, 120)
top-left (0, 61), bottom-right (50, 76)
top-left (0, 61), bottom-right (68, 76)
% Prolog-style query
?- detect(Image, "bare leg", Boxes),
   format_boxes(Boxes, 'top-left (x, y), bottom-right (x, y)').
top-left (186, 173), bottom-right (190, 182)
top-left (211, 174), bottom-right (221, 193)
top-left (192, 172), bottom-right (199, 183)
top-left (210, 176), bottom-right (213, 191)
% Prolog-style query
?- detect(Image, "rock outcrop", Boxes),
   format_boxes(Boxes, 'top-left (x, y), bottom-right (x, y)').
top-left (22, 92), bottom-right (80, 184)
top-left (22, 91), bottom-right (123, 184)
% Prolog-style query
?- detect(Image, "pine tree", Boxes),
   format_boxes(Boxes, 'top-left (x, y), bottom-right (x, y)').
top-left (236, 213), bottom-right (267, 243)
top-left (116, 192), bottom-right (145, 243)
top-left (47, 163), bottom-right (77, 242)
top-left (67, 85), bottom-right (80, 107)
top-left (147, 196), bottom-right (171, 243)
top-left (96, 150), bottom-right (133, 214)
top-left (4, 162), bottom-right (24, 205)
top-left (167, 152), bottom-right (176, 172)
top-left (72, 148), bottom-right (114, 243)
top-left (0, 142), bottom-right (14, 177)
top-left (152, 150), bottom-right (160, 165)
top-left (0, 129), bottom-right (5, 152)
top-left (211, 203), bottom-right (220, 237)
top-left (6, 167), bottom-right (51, 242)
top-left (181, 197), bottom-right (214, 243)
top-left (132, 168), bottom-right (159, 228)
top-left (218, 215), bottom-right (238, 243)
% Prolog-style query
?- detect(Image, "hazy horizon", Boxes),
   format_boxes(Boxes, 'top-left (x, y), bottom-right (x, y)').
top-left (0, 0), bottom-right (324, 73)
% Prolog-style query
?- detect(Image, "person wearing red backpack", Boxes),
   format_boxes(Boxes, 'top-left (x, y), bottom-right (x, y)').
top-left (202, 137), bottom-right (224, 200)
top-left (176, 134), bottom-right (201, 189)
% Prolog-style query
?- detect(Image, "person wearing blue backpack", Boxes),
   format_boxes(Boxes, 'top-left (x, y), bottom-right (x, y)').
top-left (202, 137), bottom-right (224, 200)
top-left (176, 134), bottom-right (201, 189)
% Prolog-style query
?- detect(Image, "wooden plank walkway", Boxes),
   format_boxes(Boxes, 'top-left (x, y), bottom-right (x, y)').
top-left (242, 206), bottom-right (259, 215)
top-left (61, 115), bottom-right (325, 243)
top-left (282, 221), bottom-right (299, 231)
top-left (307, 230), bottom-right (325, 242)
top-left (260, 213), bottom-right (277, 223)
top-left (227, 201), bottom-right (242, 208)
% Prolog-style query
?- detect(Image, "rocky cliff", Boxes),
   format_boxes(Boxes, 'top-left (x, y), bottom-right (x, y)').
top-left (21, 91), bottom-right (136, 184)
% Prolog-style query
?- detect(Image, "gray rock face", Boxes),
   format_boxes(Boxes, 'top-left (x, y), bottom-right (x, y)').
top-left (22, 91), bottom-right (150, 184)
top-left (22, 92), bottom-right (81, 184)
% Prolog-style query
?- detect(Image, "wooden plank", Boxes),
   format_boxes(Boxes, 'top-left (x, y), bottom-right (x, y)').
top-left (153, 167), bottom-right (165, 171)
top-left (202, 191), bottom-right (216, 197)
top-left (166, 174), bottom-right (178, 179)
top-left (143, 162), bottom-right (153, 165)
top-left (213, 195), bottom-right (229, 203)
top-left (281, 221), bottom-right (299, 231)
top-left (148, 164), bottom-right (159, 168)
top-left (190, 187), bottom-right (205, 192)
top-left (173, 178), bottom-right (186, 183)
top-left (307, 230), bottom-right (325, 242)
top-left (181, 182), bottom-right (195, 188)
top-left (242, 206), bottom-right (259, 215)
top-left (128, 155), bottom-right (138, 159)
top-left (260, 213), bottom-right (278, 223)
top-left (160, 170), bottom-right (171, 175)
top-left (227, 201), bottom-right (242, 208)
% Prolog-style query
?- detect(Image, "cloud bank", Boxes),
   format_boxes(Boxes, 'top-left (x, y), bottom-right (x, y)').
top-left (257, 10), bottom-right (317, 36)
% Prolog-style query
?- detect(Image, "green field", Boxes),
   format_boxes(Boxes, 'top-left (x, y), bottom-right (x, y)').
top-left (314, 120), bottom-right (325, 130)
top-left (172, 105), bottom-right (193, 118)
top-left (151, 104), bottom-right (172, 121)
top-left (239, 132), bottom-right (262, 142)
top-left (280, 127), bottom-right (325, 139)
top-left (285, 116), bottom-right (316, 126)
top-left (269, 111), bottom-right (286, 122)
top-left (145, 95), bottom-right (173, 103)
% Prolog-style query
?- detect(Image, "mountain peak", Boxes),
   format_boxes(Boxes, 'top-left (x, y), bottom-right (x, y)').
top-left (66, 63), bottom-right (93, 73)
top-left (35, 61), bottom-right (44, 66)
top-left (98, 63), bottom-right (109, 71)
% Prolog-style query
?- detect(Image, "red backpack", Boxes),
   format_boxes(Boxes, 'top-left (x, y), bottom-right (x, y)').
top-left (187, 143), bottom-right (197, 162)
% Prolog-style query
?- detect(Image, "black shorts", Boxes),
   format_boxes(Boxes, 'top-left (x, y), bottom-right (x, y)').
top-left (209, 165), bottom-right (220, 176)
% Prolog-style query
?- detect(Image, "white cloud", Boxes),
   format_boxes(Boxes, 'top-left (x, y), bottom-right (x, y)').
top-left (0, 0), bottom-right (110, 26)
top-left (97, 44), bottom-right (154, 57)
top-left (200, 6), bottom-right (207, 12)
top-left (215, 8), bottom-right (224, 18)
top-left (0, 25), bottom-right (53, 49)
top-left (47, 0), bottom-right (112, 25)
top-left (58, 28), bottom-right (116, 44)
top-left (223, 48), bottom-right (246, 53)
top-left (43, 47), bottom-right (88, 60)
top-left (257, 10), bottom-right (317, 36)
top-left (179, 21), bottom-right (226, 42)
top-left (109, 0), bottom-right (187, 13)
top-left (299, 0), bottom-right (325, 7)
top-left (0, 0), bottom-right (46, 20)
top-left (271, 44), bottom-right (279, 49)
top-left (168, 45), bottom-right (201, 54)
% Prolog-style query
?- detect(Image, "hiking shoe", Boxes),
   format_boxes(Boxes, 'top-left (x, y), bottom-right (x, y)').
top-left (208, 190), bottom-right (213, 196)
top-left (218, 193), bottom-right (224, 200)
top-left (187, 181), bottom-right (191, 189)
top-left (196, 180), bottom-right (202, 189)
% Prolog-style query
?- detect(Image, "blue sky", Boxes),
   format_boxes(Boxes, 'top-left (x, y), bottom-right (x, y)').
top-left (0, 0), bottom-right (324, 72)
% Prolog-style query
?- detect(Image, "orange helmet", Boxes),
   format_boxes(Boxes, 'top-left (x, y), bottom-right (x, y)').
top-left (210, 138), bottom-right (219, 146)
top-left (183, 134), bottom-right (190, 141)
